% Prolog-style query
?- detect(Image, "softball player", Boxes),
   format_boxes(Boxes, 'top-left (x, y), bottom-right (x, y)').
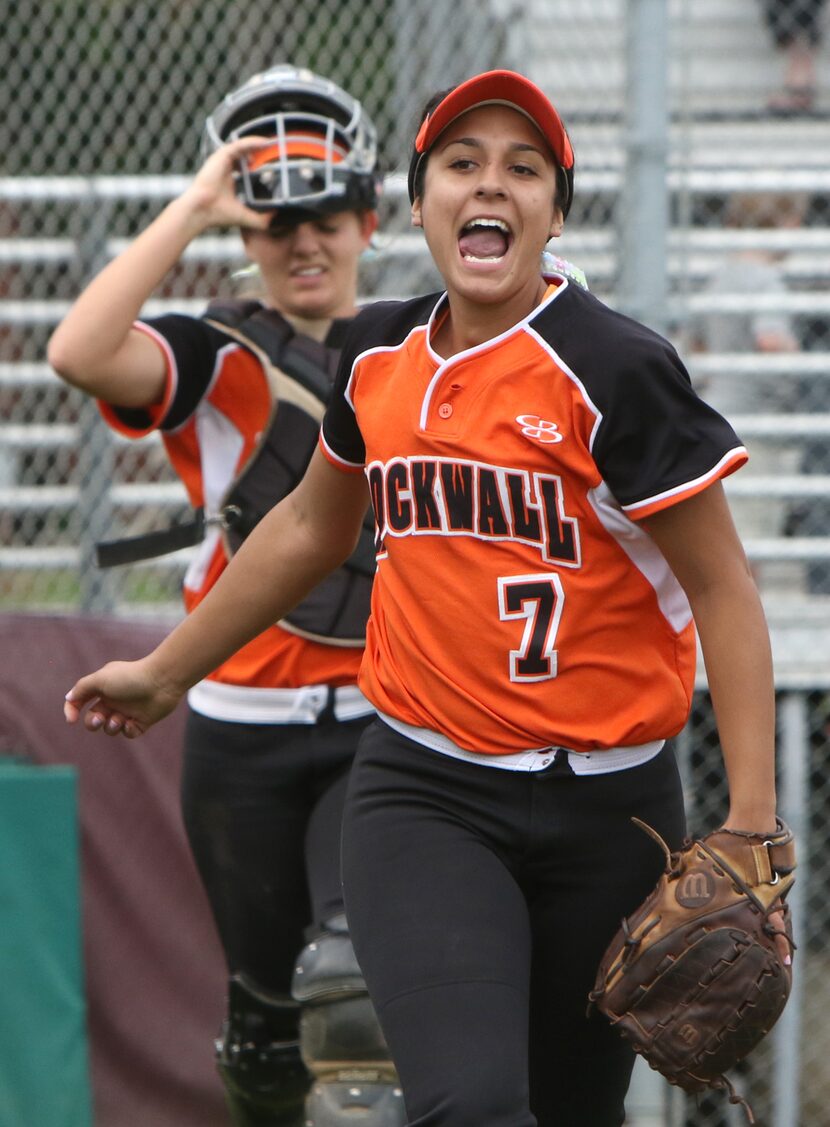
top-left (64, 71), bottom-right (785, 1127)
top-left (51, 66), bottom-right (403, 1127)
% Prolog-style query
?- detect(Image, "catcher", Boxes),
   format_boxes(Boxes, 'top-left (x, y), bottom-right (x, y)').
top-left (63, 70), bottom-right (793, 1126)
top-left (50, 66), bottom-right (403, 1127)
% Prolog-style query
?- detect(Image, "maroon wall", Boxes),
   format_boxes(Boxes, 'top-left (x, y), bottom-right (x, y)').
top-left (0, 613), bottom-right (229, 1127)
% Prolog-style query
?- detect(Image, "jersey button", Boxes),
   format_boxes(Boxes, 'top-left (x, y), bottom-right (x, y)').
top-left (438, 402), bottom-right (453, 419)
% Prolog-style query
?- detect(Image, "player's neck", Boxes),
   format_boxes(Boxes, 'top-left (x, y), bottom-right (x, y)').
top-left (281, 313), bottom-right (332, 342)
top-left (432, 278), bottom-right (548, 359)
top-left (275, 301), bottom-right (358, 343)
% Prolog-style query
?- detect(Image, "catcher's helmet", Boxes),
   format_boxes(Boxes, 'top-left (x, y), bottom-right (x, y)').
top-left (202, 65), bottom-right (380, 218)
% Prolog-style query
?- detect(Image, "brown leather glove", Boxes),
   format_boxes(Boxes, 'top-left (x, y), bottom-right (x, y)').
top-left (589, 818), bottom-right (796, 1123)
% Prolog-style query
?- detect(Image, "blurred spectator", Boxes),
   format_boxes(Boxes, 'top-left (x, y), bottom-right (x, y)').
top-left (762, 0), bottom-right (826, 113)
top-left (692, 191), bottom-right (810, 596)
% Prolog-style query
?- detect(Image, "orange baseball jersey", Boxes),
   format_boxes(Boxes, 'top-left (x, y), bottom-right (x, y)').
top-left (320, 276), bottom-right (748, 755)
top-left (99, 311), bottom-right (364, 706)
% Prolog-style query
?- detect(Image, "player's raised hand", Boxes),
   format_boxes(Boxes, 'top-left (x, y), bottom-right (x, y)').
top-left (64, 656), bottom-right (185, 739)
top-left (180, 136), bottom-right (274, 232)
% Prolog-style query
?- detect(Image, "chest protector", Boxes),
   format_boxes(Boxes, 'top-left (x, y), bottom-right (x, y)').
top-left (203, 299), bottom-right (375, 646)
top-left (95, 300), bottom-right (375, 647)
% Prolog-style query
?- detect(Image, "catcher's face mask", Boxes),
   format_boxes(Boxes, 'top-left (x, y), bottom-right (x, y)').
top-left (203, 64), bottom-right (381, 218)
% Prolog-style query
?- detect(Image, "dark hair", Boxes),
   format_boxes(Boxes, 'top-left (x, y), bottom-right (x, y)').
top-left (407, 88), bottom-right (570, 216)
top-left (407, 89), bottom-right (453, 204)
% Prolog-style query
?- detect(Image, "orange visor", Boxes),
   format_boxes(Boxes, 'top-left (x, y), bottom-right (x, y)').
top-left (248, 135), bottom-right (347, 170)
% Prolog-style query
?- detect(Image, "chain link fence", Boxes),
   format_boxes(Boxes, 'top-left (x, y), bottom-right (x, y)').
top-left (2, 1), bottom-right (830, 1124)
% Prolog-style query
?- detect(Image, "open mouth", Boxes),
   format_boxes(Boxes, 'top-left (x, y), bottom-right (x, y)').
top-left (458, 217), bottom-right (512, 263)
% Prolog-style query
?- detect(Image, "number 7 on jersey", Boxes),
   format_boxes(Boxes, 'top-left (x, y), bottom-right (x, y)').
top-left (497, 574), bottom-right (564, 682)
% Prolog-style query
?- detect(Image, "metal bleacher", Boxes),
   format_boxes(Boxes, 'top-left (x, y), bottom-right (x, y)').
top-left (527, 0), bottom-right (830, 625)
top-left (2, 0), bottom-right (829, 629)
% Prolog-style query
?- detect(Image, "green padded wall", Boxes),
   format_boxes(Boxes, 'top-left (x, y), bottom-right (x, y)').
top-left (0, 762), bottom-right (93, 1126)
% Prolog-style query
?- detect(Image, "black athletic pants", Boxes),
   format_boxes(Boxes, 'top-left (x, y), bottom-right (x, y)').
top-left (341, 719), bottom-right (687, 1127)
top-left (181, 706), bottom-right (370, 995)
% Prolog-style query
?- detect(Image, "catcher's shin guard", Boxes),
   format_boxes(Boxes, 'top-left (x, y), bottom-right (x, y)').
top-left (215, 974), bottom-right (311, 1127)
top-left (292, 915), bottom-right (406, 1125)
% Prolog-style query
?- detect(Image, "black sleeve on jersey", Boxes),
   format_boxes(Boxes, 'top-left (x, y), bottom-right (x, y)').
top-left (325, 316), bottom-right (355, 350)
top-left (534, 287), bottom-right (744, 509)
top-left (109, 313), bottom-right (230, 433)
top-left (322, 294), bottom-right (440, 466)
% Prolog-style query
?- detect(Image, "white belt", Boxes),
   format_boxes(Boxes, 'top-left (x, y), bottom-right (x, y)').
top-left (378, 712), bottom-right (664, 776)
top-left (188, 680), bottom-right (374, 725)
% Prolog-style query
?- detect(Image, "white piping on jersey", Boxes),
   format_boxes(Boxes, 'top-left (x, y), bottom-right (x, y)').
top-left (419, 277), bottom-right (570, 432)
top-left (183, 396), bottom-right (246, 593)
top-left (522, 320), bottom-right (748, 528)
top-left (329, 277), bottom-right (572, 465)
top-left (329, 321), bottom-right (434, 469)
top-left (378, 711), bottom-right (664, 775)
top-left (319, 428), bottom-right (364, 470)
top-left (162, 340), bottom-right (235, 435)
top-left (622, 446), bottom-right (748, 515)
top-left (131, 329), bottom-right (243, 594)
top-left (522, 321), bottom-right (604, 452)
top-left (188, 679), bottom-right (374, 725)
top-left (133, 320), bottom-right (180, 424)
top-left (588, 480), bottom-right (693, 633)
top-left (196, 396), bottom-right (247, 517)
top-left (344, 322), bottom-right (430, 414)
top-left (184, 524), bottom-right (223, 594)
top-left (502, 320), bottom-right (692, 630)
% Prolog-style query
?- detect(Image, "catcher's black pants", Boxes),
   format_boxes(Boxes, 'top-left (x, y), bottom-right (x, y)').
top-left (341, 719), bottom-right (687, 1127)
top-left (181, 706), bottom-right (370, 995)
